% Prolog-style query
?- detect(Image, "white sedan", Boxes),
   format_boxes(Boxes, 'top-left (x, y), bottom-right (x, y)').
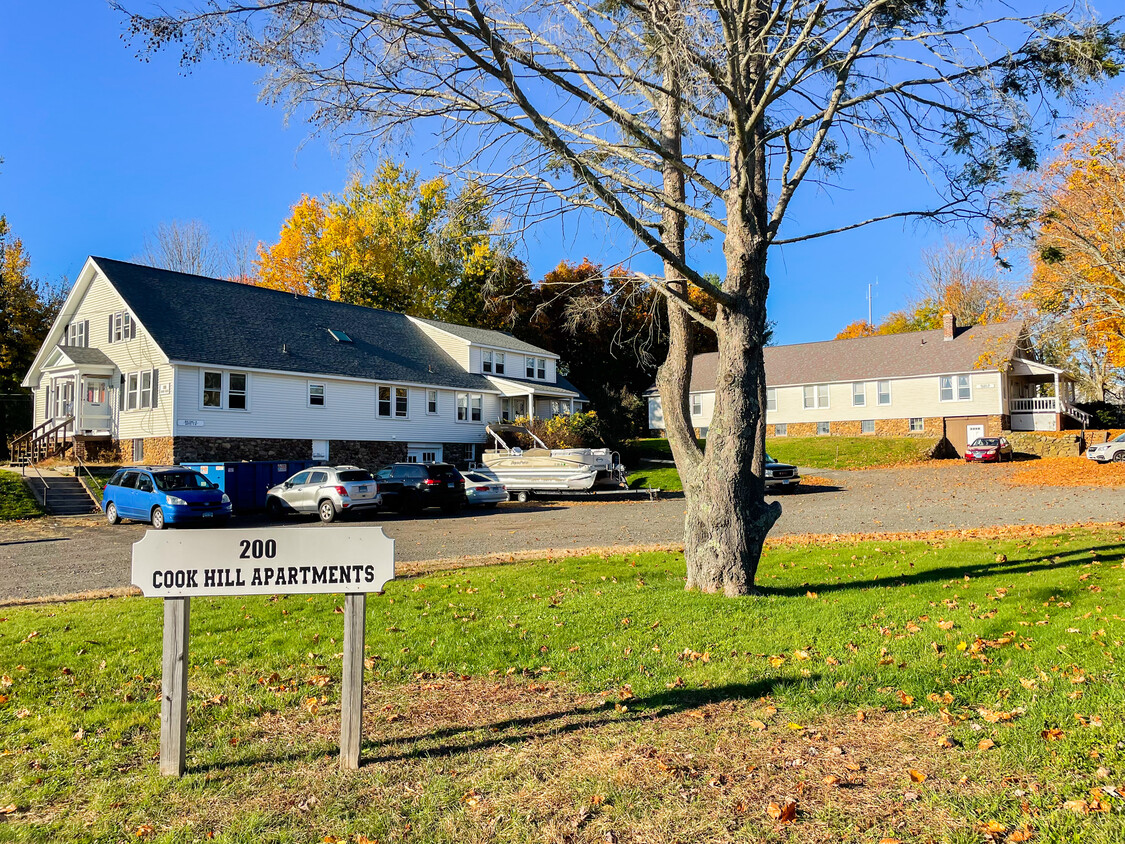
top-left (463, 472), bottom-right (509, 507)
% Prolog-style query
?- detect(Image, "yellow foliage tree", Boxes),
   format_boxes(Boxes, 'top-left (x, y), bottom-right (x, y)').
top-left (1028, 98), bottom-right (1125, 400)
top-left (255, 162), bottom-right (508, 320)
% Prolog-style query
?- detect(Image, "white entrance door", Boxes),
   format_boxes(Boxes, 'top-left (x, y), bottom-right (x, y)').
top-left (407, 444), bottom-right (442, 464)
top-left (81, 378), bottom-right (111, 433)
top-left (312, 440), bottom-right (330, 463)
top-left (966, 424), bottom-right (985, 445)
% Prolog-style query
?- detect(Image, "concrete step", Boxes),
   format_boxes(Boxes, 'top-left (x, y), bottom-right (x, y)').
top-left (25, 476), bottom-right (101, 516)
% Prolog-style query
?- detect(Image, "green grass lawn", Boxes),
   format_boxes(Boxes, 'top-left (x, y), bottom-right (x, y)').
top-left (79, 467), bottom-right (117, 504)
top-left (0, 470), bottom-right (43, 520)
top-left (3, 528), bottom-right (1124, 842)
top-left (625, 437), bottom-right (937, 483)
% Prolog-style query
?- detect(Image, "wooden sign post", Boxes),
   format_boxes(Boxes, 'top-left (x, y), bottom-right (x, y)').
top-left (132, 527), bottom-right (395, 776)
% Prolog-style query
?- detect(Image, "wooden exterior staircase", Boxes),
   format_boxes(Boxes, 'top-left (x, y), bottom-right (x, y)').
top-left (8, 417), bottom-right (73, 467)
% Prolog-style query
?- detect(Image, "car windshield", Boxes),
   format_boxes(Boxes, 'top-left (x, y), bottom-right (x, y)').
top-left (338, 470), bottom-right (374, 482)
top-left (154, 471), bottom-right (216, 491)
top-left (765, 454), bottom-right (775, 463)
top-left (971, 438), bottom-right (1000, 447)
top-left (1113, 433), bottom-right (1125, 443)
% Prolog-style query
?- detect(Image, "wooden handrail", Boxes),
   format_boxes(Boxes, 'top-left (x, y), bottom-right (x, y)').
top-left (10, 416), bottom-right (74, 465)
top-left (9, 417), bottom-right (56, 449)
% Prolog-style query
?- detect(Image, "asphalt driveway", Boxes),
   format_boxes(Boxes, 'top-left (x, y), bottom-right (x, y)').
top-left (2, 461), bottom-right (1122, 602)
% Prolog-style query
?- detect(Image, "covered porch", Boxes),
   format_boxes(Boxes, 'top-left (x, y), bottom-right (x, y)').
top-left (488, 377), bottom-right (582, 423)
top-left (1006, 358), bottom-right (1090, 431)
top-left (24, 346), bottom-right (119, 460)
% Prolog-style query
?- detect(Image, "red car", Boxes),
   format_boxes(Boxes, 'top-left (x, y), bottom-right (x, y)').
top-left (964, 437), bottom-right (1013, 463)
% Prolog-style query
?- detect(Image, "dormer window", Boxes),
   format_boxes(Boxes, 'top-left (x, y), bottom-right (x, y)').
top-left (482, 350), bottom-right (493, 373)
top-left (537, 358), bottom-right (546, 379)
top-left (495, 352), bottom-right (505, 375)
top-left (526, 357), bottom-right (535, 378)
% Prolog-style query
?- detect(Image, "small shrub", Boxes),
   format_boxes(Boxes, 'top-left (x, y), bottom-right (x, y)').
top-left (512, 412), bottom-right (603, 448)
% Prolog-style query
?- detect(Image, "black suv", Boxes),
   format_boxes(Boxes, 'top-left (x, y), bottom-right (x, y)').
top-left (374, 463), bottom-right (466, 515)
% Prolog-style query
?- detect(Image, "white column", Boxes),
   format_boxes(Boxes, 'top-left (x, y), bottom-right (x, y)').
top-left (528, 393), bottom-right (535, 420)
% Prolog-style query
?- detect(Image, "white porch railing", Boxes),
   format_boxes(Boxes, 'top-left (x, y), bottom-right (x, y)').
top-left (1010, 398), bottom-right (1058, 413)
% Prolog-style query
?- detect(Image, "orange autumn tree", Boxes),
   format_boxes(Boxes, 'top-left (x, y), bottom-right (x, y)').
top-left (1028, 98), bottom-right (1125, 401)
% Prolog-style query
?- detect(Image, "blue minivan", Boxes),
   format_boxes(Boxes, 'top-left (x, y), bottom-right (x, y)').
top-left (103, 466), bottom-right (232, 529)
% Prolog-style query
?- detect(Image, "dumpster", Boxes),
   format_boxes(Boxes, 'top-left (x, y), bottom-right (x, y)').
top-left (183, 460), bottom-right (317, 513)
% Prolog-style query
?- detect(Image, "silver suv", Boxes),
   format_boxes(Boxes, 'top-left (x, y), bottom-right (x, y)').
top-left (1087, 432), bottom-right (1125, 463)
top-left (265, 465), bottom-right (382, 523)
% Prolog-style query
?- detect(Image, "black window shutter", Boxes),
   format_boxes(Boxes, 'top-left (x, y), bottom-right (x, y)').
top-left (109, 314), bottom-right (115, 343)
top-left (151, 368), bottom-right (159, 408)
top-left (119, 375), bottom-right (125, 411)
top-left (129, 315), bottom-right (136, 340)
top-left (83, 320), bottom-right (90, 347)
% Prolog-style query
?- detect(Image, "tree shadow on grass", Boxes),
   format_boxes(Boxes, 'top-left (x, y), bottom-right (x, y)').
top-left (189, 676), bottom-right (813, 773)
top-left (760, 541), bottom-right (1125, 598)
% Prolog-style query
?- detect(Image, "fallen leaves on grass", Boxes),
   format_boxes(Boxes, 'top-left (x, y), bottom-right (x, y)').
top-left (1041, 727), bottom-right (1064, 742)
top-left (766, 800), bottom-right (797, 823)
top-left (908, 769), bottom-right (927, 784)
top-left (135, 825), bottom-right (155, 838)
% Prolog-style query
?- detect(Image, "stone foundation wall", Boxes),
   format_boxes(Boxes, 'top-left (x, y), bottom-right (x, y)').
top-left (171, 437), bottom-right (313, 464)
top-left (442, 442), bottom-right (482, 468)
top-left (328, 440), bottom-right (407, 471)
top-left (1004, 432), bottom-right (1083, 458)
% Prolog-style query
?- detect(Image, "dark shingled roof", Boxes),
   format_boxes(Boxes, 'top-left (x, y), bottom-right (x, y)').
top-left (92, 258), bottom-right (497, 391)
top-left (646, 321), bottom-right (1025, 393)
top-left (410, 316), bottom-right (553, 356)
top-left (491, 372), bottom-right (589, 401)
top-left (57, 345), bottom-right (115, 366)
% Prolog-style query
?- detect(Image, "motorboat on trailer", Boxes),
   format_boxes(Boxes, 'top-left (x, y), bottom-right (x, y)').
top-left (473, 424), bottom-right (627, 496)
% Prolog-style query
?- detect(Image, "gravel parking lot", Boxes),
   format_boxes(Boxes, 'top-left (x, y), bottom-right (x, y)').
top-left (2, 461), bottom-right (1123, 602)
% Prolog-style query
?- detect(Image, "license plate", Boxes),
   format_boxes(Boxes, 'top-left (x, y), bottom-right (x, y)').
top-left (202, 512), bottom-right (213, 518)
top-left (447, 482), bottom-right (454, 488)
top-left (358, 485), bottom-right (368, 492)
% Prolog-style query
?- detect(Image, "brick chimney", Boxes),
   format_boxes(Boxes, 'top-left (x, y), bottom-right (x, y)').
top-left (943, 312), bottom-right (956, 341)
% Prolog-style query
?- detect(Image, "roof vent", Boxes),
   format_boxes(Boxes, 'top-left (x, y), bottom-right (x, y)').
top-left (327, 329), bottom-right (353, 343)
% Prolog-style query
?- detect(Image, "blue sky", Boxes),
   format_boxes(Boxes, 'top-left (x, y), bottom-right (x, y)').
top-left (1, 2), bottom-right (1121, 345)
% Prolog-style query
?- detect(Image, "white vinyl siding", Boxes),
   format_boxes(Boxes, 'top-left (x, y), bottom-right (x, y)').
top-left (649, 371), bottom-right (1001, 431)
top-left (174, 368), bottom-right (499, 443)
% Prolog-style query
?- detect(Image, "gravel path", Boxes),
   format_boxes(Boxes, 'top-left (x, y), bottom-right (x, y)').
top-left (2, 462), bottom-right (1122, 602)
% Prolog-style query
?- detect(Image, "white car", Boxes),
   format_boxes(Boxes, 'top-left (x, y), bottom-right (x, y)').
top-left (463, 472), bottom-right (509, 507)
top-left (1086, 433), bottom-right (1125, 463)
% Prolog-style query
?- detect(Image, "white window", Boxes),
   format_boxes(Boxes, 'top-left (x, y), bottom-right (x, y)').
top-left (774, 423), bottom-right (787, 437)
top-left (861, 419), bottom-right (875, 434)
top-left (766, 388), bottom-right (776, 413)
top-left (309, 383), bottom-right (326, 407)
top-left (113, 312), bottom-right (124, 343)
top-left (66, 321), bottom-right (87, 347)
top-left (495, 352), bottom-right (505, 375)
top-left (852, 382), bottom-right (866, 407)
top-left (139, 370), bottom-right (152, 409)
top-left (202, 370), bottom-right (247, 410)
top-left (909, 417), bottom-right (924, 432)
top-left (940, 375), bottom-right (971, 402)
top-left (375, 385), bottom-right (409, 418)
top-left (526, 357), bottom-right (535, 378)
top-left (203, 371), bottom-right (222, 408)
top-left (482, 350), bottom-right (493, 373)
top-left (817, 421), bottom-right (830, 435)
top-left (228, 373), bottom-right (247, 409)
top-left (877, 380), bottom-right (891, 405)
top-left (127, 373), bottom-right (140, 411)
top-left (804, 384), bottom-right (829, 409)
top-left (691, 395), bottom-right (702, 416)
top-left (537, 358), bottom-right (546, 379)
top-left (456, 392), bottom-right (483, 422)
top-left (427, 390), bottom-right (438, 414)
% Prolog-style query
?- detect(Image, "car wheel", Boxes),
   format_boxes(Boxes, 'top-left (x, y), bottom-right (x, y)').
top-left (515, 490), bottom-right (531, 503)
top-left (151, 506), bottom-right (166, 530)
top-left (266, 497), bottom-right (285, 520)
top-left (1113, 451), bottom-right (1125, 463)
top-left (105, 501), bottom-right (120, 525)
top-left (319, 499), bottom-right (338, 523)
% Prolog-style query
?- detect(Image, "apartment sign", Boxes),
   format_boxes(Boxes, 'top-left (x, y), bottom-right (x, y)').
top-left (131, 527), bottom-right (394, 777)
top-left (132, 527), bottom-right (394, 597)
